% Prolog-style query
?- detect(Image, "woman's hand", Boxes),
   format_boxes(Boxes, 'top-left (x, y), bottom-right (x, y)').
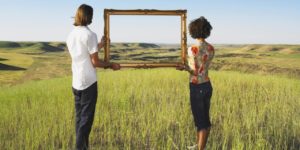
top-left (98, 36), bottom-right (107, 49)
top-left (176, 63), bottom-right (186, 71)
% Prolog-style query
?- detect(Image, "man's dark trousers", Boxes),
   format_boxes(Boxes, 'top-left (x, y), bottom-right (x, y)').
top-left (72, 82), bottom-right (98, 150)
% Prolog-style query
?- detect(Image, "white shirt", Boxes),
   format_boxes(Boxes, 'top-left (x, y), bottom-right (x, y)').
top-left (66, 26), bottom-right (98, 90)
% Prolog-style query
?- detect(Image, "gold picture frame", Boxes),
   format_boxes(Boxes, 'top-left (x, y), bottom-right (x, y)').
top-left (103, 9), bottom-right (187, 68)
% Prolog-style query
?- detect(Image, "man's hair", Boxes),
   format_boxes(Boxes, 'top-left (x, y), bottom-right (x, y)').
top-left (188, 16), bottom-right (212, 39)
top-left (74, 4), bottom-right (93, 26)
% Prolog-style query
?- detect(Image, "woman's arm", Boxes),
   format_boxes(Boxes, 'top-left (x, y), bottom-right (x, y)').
top-left (185, 64), bottom-right (195, 74)
top-left (176, 63), bottom-right (195, 74)
top-left (176, 47), bottom-right (197, 75)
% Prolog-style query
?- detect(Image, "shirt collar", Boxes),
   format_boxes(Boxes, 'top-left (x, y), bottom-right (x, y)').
top-left (75, 26), bottom-right (90, 30)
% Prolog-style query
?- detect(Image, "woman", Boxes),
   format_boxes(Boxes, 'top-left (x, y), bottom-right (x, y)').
top-left (177, 16), bottom-right (214, 150)
top-left (66, 4), bottom-right (120, 150)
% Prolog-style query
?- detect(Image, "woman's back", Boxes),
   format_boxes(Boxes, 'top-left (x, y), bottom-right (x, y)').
top-left (187, 41), bottom-right (215, 84)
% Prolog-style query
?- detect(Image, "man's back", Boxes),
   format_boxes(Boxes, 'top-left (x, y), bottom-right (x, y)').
top-left (67, 26), bottom-right (98, 90)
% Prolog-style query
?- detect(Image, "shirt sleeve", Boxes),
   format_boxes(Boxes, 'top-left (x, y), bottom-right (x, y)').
top-left (87, 33), bottom-right (98, 54)
top-left (185, 47), bottom-right (196, 75)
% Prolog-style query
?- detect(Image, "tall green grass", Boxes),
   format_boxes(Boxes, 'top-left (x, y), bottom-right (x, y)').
top-left (0, 69), bottom-right (299, 149)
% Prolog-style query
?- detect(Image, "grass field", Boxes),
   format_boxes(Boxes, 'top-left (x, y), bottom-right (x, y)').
top-left (0, 41), bottom-right (300, 149)
top-left (0, 69), bottom-right (299, 149)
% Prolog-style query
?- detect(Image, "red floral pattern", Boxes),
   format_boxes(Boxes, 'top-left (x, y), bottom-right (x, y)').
top-left (191, 46), bottom-right (199, 55)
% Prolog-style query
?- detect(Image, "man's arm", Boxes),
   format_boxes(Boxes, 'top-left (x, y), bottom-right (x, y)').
top-left (90, 52), bottom-right (111, 68)
top-left (90, 52), bottom-right (120, 70)
top-left (90, 36), bottom-right (120, 70)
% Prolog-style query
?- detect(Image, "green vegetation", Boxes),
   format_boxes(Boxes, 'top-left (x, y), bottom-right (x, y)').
top-left (212, 44), bottom-right (300, 78)
top-left (0, 42), bottom-right (71, 86)
top-left (0, 41), bottom-right (299, 149)
top-left (0, 52), bottom-right (34, 85)
top-left (0, 69), bottom-right (299, 149)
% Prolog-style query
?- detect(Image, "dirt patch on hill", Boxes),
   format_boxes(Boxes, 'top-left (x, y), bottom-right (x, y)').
top-left (0, 58), bottom-right (8, 61)
top-left (0, 63), bottom-right (26, 71)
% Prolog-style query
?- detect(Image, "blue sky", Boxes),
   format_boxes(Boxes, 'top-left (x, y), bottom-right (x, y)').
top-left (0, 0), bottom-right (299, 44)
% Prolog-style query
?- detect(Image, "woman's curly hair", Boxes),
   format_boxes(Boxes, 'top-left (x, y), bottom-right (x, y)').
top-left (188, 16), bottom-right (212, 39)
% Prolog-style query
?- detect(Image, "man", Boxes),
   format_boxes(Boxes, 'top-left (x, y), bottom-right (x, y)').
top-left (66, 4), bottom-right (120, 150)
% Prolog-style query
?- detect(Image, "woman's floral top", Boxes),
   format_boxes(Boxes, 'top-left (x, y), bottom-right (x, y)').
top-left (186, 41), bottom-right (215, 84)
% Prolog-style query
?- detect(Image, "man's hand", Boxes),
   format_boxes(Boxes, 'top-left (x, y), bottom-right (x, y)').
top-left (110, 63), bottom-right (121, 70)
top-left (98, 36), bottom-right (107, 49)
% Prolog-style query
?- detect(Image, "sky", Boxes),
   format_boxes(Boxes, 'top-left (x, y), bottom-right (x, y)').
top-left (0, 0), bottom-right (299, 44)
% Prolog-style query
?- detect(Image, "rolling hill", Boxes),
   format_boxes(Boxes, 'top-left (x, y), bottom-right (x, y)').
top-left (0, 41), bottom-right (300, 86)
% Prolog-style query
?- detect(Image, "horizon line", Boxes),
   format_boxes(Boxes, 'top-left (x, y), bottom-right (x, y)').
top-left (0, 40), bottom-right (299, 45)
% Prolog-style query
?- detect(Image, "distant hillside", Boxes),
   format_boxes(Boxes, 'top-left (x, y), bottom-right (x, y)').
top-left (1, 41), bottom-right (300, 86)
top-left (0, 41), bottom-right (21, 48)
top-left (240, 44), bottom-right (300, 54)
top-left (0, 41), bottom-right (161, 53)
top-left (110, 43), bottom-right (160, 49)
top-left (0, 41), bottom-right (66, 53)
